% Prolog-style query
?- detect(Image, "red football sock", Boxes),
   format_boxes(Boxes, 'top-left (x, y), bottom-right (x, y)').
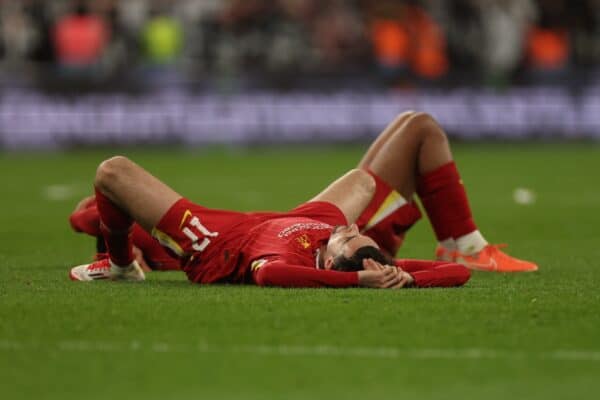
top-left (416, 162), bottom-right (477, 241)
top-left (94, 187), bottom-right (134, 267)
top-left (69, 205), bottom-right (101, 237)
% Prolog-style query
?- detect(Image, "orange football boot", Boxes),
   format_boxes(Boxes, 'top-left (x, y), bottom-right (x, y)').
top-left (455, 244), bottom-right (538, 272)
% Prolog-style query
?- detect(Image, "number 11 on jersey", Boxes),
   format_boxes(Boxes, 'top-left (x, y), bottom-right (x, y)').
top-left (182, 216), bottom-right (219, 252)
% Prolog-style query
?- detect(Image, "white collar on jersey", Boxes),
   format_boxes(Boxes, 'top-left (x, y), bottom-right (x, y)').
top-left (315, 248), bottom-right (321, 269)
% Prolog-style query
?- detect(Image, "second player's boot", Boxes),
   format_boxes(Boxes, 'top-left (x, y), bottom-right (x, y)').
top-left (455, 244), bottom-right (538, 272)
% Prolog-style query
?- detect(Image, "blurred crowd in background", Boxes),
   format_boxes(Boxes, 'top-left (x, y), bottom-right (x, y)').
top-left (1, 0), bottom-right (600, 92)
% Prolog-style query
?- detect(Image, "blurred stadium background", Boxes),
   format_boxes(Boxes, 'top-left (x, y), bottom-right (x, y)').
top-left (1, 0), bottom-right (600, 148)
top-left (2, 1), bottom-right (600, 400)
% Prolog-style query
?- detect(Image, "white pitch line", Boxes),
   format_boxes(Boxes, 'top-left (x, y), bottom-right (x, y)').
top-left (2, 340), bottom-right (600, 362)
top-left (549, 350), bottom-right (600, 362)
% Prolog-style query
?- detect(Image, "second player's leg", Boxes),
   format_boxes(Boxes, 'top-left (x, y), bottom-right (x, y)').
top-left (358, 112), bottom-right (453, 199)
top-left (358, 111), bottom-right (415, 168)
top-left (360, 112), bottom-right (538, 272)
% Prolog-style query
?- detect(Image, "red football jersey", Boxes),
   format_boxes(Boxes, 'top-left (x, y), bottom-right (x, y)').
top-left (240, 217), bottom-right (336, 274)
top-left (156, 200), bottom-right (347, 284)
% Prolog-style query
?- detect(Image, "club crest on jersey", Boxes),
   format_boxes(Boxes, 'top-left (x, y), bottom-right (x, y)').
top-left (296, 234), bottom-right (311, 249)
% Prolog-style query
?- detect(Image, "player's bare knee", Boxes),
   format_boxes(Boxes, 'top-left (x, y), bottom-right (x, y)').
top-left (408, 112), bottom-right (447, 143)
top-left (348, 169), bottom-right (376, 196)
top-left (95, 156), bottom-right (131, 189)
top-left (394, 111), bottom-right (417, 123)
top-left (408, 112), bottom-right (437, 129)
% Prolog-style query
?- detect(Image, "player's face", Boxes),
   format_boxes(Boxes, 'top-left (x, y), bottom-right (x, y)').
top-left (323, 224), bottom-right (379, 269)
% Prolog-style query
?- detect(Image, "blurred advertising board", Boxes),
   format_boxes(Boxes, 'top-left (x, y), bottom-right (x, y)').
top-left (1, 88), bottom-right (598, 149)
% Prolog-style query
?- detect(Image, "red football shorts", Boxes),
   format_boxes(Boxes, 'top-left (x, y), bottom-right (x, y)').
top-left (153, 198), bottom-right (251, 253)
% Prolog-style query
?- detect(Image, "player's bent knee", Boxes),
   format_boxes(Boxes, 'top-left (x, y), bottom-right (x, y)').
top-left (347, 168), bottom-right (376, 196)
top-left (409, 112), bottom-right (437, 129)
top-left (95, 156), bottom-right (131, 189)
top-left (394, 110), bottom-right (417, 123)
top-left (407, 112), bottom-right (447, 141)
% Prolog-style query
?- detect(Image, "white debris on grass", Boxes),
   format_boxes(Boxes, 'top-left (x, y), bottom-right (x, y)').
top-left (43, 184), bottom-right (78, 201)
top-left (513, 187), bottom-right (536, 205)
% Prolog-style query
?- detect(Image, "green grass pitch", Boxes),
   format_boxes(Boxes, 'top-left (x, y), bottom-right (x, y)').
top-left (1, 142), bottom-right (599, 400)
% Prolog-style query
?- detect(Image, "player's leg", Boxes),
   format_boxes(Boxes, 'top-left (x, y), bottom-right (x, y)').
top-left (70, 156), bottom-right (182, 281)
top-left (358, 111), bottom-right (417, 170)
top-left (94, 155), bottom-right (181, 267)
top-left (69, 195), bottom-right (180, 271)
top-left (359, 111), bottom-right (452, 199)
top-left (360, 112), bottom-right (537, 272)
top-left (356, 112), bottom-right (451, 256)
top-left (95, 156), bottom-right (182, 231)
top-left (360, 112), bottom-right (464, 252)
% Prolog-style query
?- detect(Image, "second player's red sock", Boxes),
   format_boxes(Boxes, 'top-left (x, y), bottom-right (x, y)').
top-left (94, 187), bottom-right (134, 267)
top-left (416, 162), bottom-right (477, 241)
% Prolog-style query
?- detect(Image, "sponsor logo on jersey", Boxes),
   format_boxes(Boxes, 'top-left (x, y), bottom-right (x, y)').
top-left (278, 222), bottom-right (332, 238)
top-left (296, 234), bottom-right (311, 249)
top-left (179, 209), bottom-right (193, 230)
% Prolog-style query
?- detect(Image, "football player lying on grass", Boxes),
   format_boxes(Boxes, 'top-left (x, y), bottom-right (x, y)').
top-left (69, 111), bottom-right (537, 288)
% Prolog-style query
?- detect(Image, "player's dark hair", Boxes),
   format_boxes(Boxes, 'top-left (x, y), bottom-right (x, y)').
top-left (331, 246), bottom-right (393, 272)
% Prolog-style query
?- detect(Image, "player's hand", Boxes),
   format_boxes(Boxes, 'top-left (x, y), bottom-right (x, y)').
top-left (132, 246), bottom-right (152, 272)
top-left (392, 269), bottom-right (414, 288)
top-left (361, 258), bottom-right (414, 289)
top-left (357, 258), bottom-right (401, 288)
top-left (357, 268), bottom-right (400, 288)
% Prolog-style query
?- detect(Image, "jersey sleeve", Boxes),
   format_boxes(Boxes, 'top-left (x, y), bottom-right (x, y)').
top-left (289, 201), bottom-right (348, 227)
top-left (252, 258), bottom-right (359, 288)
top-left (394, 259), bottom-right (471, 288)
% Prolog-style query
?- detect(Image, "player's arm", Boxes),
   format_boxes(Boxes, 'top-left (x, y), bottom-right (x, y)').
top-left (394, 259), bottom-right (471, 288)
top-left (309, 169), bottom-right (375, 224)
top-left (252, 259), bottom-right (401, 289)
